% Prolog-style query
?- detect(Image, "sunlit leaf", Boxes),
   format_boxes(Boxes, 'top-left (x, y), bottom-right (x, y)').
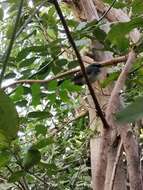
top-left (107, 17), bottom-right (143, 51)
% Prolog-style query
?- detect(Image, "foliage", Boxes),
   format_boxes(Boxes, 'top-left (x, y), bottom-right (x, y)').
top-left (116, 96), bottom-right (143, 123)
top-left (0, 0), bottom-right (143, 189)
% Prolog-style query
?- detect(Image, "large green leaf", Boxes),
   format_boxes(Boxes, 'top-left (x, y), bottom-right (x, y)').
top-left (28, 111), bottom-right (51, 119)
top-left (0, 151), bottom-right (11, 167)
top-left (16, 45), bottom-right (49, 61)
top-left (0, 90), bottom-right (19, 140)
top-left (116, 96), bottom-right (143, 123)
top-left (107, 17), bottom-right (143, 51)
top-left (8, 171), bottom-right (26, 183)
top-left (36, 137), bottom-right (55, 149)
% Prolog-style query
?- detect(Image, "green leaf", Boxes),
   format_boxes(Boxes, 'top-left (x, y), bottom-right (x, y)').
top-left (11, 86), bottom-right (24, 102)
top-left (116, 96), bottom-right (143, 123)
top-left (23, 146), bottom-right (41, 170)
top-left (47, 93), bottom-right (56, 103)
top-left (15, 100), bottom-right (28, 107)
top-left (60, 80), bottom-right (81, 92)
top-left (35, 125), bottom-right (47, 136)
top-left (39, 162), bottom-right (58, 176)
top-left (16, 45), bottom-right (49, 61)
top-left (93, 27), bottom-right (107, 42)
top-left (8, 171), bottom-right (26, 183)
top-left (28, 111), bottom-right (51, 119)
top-left (0, 133), bottom-right (9, 150)
top-left (36, 137), bottom-right (55, 149)
top-left (31, 84), bottom-right (40, 106)
top-left (0, 7), bottom-right (4, 21)
top-left (4, 72), bottom-right (16, 79)
top-left (132, 0), bottom-right (143, 14)
top-left (48, 80), bottom-right (57, 91)
top-left (59, 90), bottom-right (70, 103)
top-left (107, 17), bottom-right (143, 51)
top-left (19, 57), bottom-right (37, 68)
top-left (0, 151), bottom-right (11, 167)
top-left (6, 24), bottom-right (14, 39)
top-left (0, 90), bottom-right (19, 140)
top-left (101, 72), bottom-right (119, 88)
top-left (68, 60), bottom-right (79, 69)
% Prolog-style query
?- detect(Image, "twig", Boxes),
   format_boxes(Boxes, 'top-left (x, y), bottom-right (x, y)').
top-left (0, 0), bottom-right (24, 86)
top-left (53, 0), bottom-right (110, 129)
top-left (6, 165), bottom-right (26, 190)
top-left (29, 48), bottom-right (68, 79)
top-left (12, 152), bottom-right (50, 188)
top-left (98, 0), bottom-right (117, 23)
top-left (109, 139), bottom-right (123, 190)
top-left (2, 67), bottom-right (79, 89)
top-left (27, 170), bottom-right (50, 187)
top-left (15, 0), bottom-right (48, 38)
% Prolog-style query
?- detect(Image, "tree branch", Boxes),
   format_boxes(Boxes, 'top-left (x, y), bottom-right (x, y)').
top-left (97, 0), bottom-right (117, 23)
top-left (15, 0), bottom-right (48, 38)
top-left (0, 0), bottom-right (24, 86)
top-left (106, 50), bottom-right (136, 119)
top-left (52, 0), bottom-right (110, 128)
top-left (2, 54), bottom-right (127, 89)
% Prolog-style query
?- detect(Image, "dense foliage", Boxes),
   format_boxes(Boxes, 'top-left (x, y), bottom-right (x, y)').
top-left (0, 0), bottom-right (143, 189)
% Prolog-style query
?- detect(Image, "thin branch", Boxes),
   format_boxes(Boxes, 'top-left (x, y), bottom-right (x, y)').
top-left (6, 165), bottom-right (26, 190)
top-left (2, 67), bottom-right (79, 89)
top-left (15, 0), bottom-right (48, 38)
top-left (106, 50), bottom-right (136, 114)
top-left (109, 140), bottom-right (123, 190)
top-left (29, 48), bottom-right (68, 79)
top-left (27, 171), bottom-right (50, 186)
top-left (12, 152), bottom-right (51, 188)
top-left (0, 0), bottom-right (24, 86)
top-left (97, 0), bottom-right (117, 23)
top-left (2, 54), bottom-right (127, 89)
top-left (52, 0), bottom-right (110, 128)
top-left (29, 53), bottom-right (127, 79)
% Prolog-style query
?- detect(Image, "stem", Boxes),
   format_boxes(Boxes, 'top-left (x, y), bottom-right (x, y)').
top-left (0, 0), bottom-right (24, 86)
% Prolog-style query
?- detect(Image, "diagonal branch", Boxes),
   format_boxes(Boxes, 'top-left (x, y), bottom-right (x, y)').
top-left (106, 51), bottom-right (143, 190)
top-left (0, 0), bottom-right (24, 86)
top-left (2, 54), bottom-right (127, 89)
top-left (97, 0), bottom-right (117, 23)
top-left (53, 0), bottom-right (110, 129)
top-left (15, 0), bottom-right (48, 38)
top-left (106, 50), bottom-right (136, 118)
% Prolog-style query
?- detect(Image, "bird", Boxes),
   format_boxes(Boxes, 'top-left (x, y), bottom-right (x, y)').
top-left (58, 63), bottom-right (102, 86)
top-left (72, 63), bottom-right (102, 85)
